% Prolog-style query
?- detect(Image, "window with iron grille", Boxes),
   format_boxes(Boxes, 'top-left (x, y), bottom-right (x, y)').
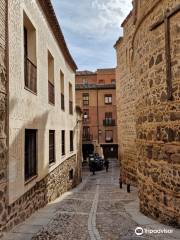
top-left (70, 130), bottom-right (74, 152)
top-left (69, 83), bottom-right (73, 115)
top-left (62, 130), bottom-right (65, 156)
top-left (48, 51), bottom-right (55, 105)
top-left (104, 94), bottom-right (112, 104)
top-left (24, 13), bottom-right (37, 94)
top-left (69, 169), bottom-right (73, 180)
top-left (104, 112), bottom-right (112, 125)
top-left (25, 129), bottom-right (37, 181)
top-left (49, 130), bottom-right (55, 164)
top-left (60, 70), bottom-right (65, 110)
top-left (83, 93), bottom-right (89, 105)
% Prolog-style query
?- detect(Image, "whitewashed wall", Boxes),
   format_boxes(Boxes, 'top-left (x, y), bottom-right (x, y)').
top-left (8, 0), bottom-right (76, 204)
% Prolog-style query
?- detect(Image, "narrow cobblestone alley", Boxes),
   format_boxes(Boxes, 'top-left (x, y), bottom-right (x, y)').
top-left (3, 159), bottom-right (180, 240)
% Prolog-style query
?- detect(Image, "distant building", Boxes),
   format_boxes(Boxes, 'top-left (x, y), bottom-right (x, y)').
top-left (0, 0), bottom-right (81, 233)
top-left (76, 68), bottom-right (118, 160)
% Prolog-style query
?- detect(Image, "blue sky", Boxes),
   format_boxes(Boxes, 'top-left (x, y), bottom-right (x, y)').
top-left (52, 0), bottom-right (132, 71)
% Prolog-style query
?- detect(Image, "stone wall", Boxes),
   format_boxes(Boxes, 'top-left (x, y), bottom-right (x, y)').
top-left (115, 0), bottom-right (180, 226)
top-left (115, 13), bottom-right (137, 186)
top-left (0, 0), bottom-right (7, 234)
top-left (5, 154), bottom-right (77, 231)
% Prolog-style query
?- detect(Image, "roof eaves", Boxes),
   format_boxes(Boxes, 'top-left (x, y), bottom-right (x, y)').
top-left (38, 0), bottom-right (77, 72)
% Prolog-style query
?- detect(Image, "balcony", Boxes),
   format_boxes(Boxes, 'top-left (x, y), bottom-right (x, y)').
top-left (82, 134), bottom-right (93, 142)
top-left (61, 93), bottom-right (65, 110)
top-left (103, 119), bottom-right (115, 126)
top-left (48, 81), bottom-right (55, 105)
top-left (24, 56), bottom-right (37, 93)
top-left (69, 100), bottom-right (73, 114)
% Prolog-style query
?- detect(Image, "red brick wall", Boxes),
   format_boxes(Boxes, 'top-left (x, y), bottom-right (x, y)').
top-left (75, 69), bottom-right (117, 146)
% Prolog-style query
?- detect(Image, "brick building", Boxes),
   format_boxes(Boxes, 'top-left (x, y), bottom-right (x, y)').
top-left (76, 68), bottom-right (118, 160)
top-left (115, 0), bottom-right (180, 226)
top-left (0, 0), bottom-right (82, 233)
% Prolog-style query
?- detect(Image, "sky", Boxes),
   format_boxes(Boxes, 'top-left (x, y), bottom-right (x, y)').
top-left (52, 0), bottom-right (132, 71)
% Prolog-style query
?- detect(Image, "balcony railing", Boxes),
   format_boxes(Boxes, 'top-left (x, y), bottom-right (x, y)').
top-left (69, 100), bottom-right (73, 115)
top-left (103, 119), bottom-right (115, 126)
top-left (24, 56), bottom-right (37, 93)
top-left (82, 134), bottom-right (93, 142)
top-left (61, 93), bottom-right (65, 110)
top-left (48, 81), bottom-right (55, 105)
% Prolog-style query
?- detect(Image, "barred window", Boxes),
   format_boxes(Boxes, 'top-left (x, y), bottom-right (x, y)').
top-left (25, 129), bottom-right (37, 181)
top-left (62, 130), bottom-right (65, 156)
top-left (49, 130), bottom-right (55, 164)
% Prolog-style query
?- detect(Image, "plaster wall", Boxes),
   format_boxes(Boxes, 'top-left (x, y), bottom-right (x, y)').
top-left (8, 0), bottom-right (77, 204)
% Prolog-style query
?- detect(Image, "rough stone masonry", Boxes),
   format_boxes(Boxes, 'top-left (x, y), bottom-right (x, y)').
top-left (115, 0), bottom-right (180, 226)
top-left (0, 0), bottom-right (8, 233)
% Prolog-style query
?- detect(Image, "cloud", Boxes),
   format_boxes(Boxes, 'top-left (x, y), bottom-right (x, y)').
top-left (91, 0), bottom-right (129, 28)
top-left (52, 0), bottom-right (132, 70)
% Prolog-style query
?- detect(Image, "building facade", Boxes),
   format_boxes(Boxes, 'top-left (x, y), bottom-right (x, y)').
top-left (115, 0), bottom-right (180, 226)
top-left (0, 0), bottom-right (81, 233)
top-left (76, 68), bottom-right (118, 160)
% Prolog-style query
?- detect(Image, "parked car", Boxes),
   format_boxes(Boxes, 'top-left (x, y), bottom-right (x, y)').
top-left (88, 153), bottom-right (104, 171)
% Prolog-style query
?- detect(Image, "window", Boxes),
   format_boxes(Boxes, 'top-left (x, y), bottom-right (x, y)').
top-left (62, 130), bottom-right (65, 156)
top-left (70, 130), bottom-right (74, 152)
top-left (104, 112), bottom-right (114, 126)
top-left (60, 70), bottom-right (65, 110)
top-left (49, 130), bottom-right (55, 164)
top-left (24, 13), bottom-right (37, 93)
top-left (105, 130), bottom-right (113, 143)
top-left (111, 79), bottom-right (116, 84)
top-left (69, 83), bottom-right (73, 115)
top-left (104, 94), bottom-right (112, 104)
top-left (83, 126), bottom-right (91, 141)
top-left (83, 79), bottom-right (88, 84)
top-left (103, 112), bottom-right (115, 126)
top-left (83, 126), bottom-right (90, 137)
top-left (105, 112), bottom-right (112, 119)
top-left (83, 109), bottom-right (89, 123)
top-left (69, 169), bottom-right (74, 180)
top-left (99, 80), bottom-right (105, 84)
top-left (25, 129), bottom-right (37, 181)
top-left (105, 112), bottom-right (112, 122)
top-left (48, 51), bottom-right (55, 105)
top-left (83, 93), bottom-right (89, 105)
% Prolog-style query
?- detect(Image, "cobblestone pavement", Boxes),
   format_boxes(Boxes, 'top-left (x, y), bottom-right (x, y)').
top-left (3, 159), bottom-right (180, 240)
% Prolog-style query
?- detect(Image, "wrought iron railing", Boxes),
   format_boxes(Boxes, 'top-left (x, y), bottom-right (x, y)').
top-left (69, 100), bottom-right (73, 114)
top-left (24, 56), bottom-right (37, 93)
top-left (61, 93), bottom-right (65, 110)
top-left (103, 119), bottom-right (115, 126)
top-left (82, 134), bottom-right (93, 142)
top-left (48, 81), bottom-right (55, 105)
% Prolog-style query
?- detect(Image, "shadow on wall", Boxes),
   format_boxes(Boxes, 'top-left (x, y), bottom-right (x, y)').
top-left (0, 97), bottom-right (50, 231)
top-left (1, 98), bottom-right (78, 232)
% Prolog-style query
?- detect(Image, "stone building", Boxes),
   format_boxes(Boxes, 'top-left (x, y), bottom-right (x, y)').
top-left (76, 69), bottom-right (118, 160)
top-left (0, 0), bottom-right (8, 234)
top-left (115, 0), bottom-right (180, 226)
top-left (0, 0), bottom-right (81, 233)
